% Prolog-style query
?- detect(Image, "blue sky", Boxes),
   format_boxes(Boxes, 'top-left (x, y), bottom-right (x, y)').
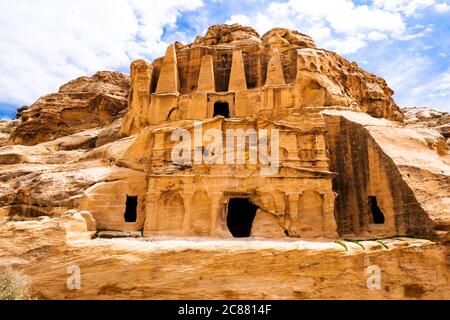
top-left (0, 0), bottom-right (449, 119)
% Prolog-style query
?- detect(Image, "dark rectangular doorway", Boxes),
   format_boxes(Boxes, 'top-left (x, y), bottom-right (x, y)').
top-left (214, 101), bottom-right (230, 118)
top-left (124, 195), bottom-right (138, 223)
top-left (227, 198), bottom-right (258, 237)
top-left (368, 196), bottom-right (385, 224)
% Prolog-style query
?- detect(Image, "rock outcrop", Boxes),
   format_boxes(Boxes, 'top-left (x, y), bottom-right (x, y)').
top-left (0, 216), bottom-right (448, 299)
top-left (0, 24), bottom-right (449, 300)
top-left (402, 107), bottom-right (450, 147)
top-left (0, 121), bottom-right (139, 221)
top-left (194, 24), bottom-right (261, 46)
top-left (323, 110), bottom-right (450, 242)
top-left (121, 24), bottom-right (402, 137)
top-left (9, 71), bottom-right (130, 146)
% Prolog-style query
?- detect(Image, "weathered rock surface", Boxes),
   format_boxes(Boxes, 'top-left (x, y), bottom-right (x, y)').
top-left (0, 121), bottom-right (139, 220)
top-left (402, 107), bottom-right (450, 148)
top-left (403, 107), bottom-right (450, 126)
top-left (8, 72), bottom-right (130, 146)
top-left (323, 110), bottom-right (450, 242)
top-left (122, 24), bottom-right (402, 136)
top-left (0, 24), bottom-right (449, 300)
top-left (0, 217), bottom-right (448, 300)
top-left (194, 24), bottom-right (261, 46)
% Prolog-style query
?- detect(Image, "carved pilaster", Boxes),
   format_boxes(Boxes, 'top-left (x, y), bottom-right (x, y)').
top-left (208, 193), bottom-right (223, 236)
top-left (287, 192), bottom-right (301, 237)
top-left (181, 192), bottom-right (193, 235)
top-left (321, 192), bottom-right (338, 238)
top-left (143, 192), bottom-right (161, 236)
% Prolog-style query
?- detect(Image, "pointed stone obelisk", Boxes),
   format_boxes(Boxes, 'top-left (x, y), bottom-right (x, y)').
top-left (197, 55), bottom-right (215, 92)
top-left (265, 48), bottom-right (285, 86)
top-left (228, 49), bottom-right (247, 91)
top-left (155, 44), bottom-right (180, 94)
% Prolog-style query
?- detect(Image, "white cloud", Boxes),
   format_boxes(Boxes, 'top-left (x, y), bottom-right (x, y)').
top-left (224, 0), bottom-right (413, 54)
top-left (435, 3), bottom-right (450, 12)
top-left (409, 69), bottom-right (450, 104)
top-left (373, 0), bottom-right (436, 16)
top-left (226, 14), bottom-right (251, 26)
top-left (0, 0), bottom-right (203, 106)
top-left (377, 54), bottom-right (432, 96)
top-left (373, 51), bottom-right (450, 110)
top-left (287, 0), bottom-right (405, 35)
top-left (368, 31), bottom-right (389, 41)
top-left (324, 36), bottom-right (368, 54)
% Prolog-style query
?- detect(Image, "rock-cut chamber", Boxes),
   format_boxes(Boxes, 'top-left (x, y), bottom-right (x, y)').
top-left (227, 198), bottom-right (258, 238)
top-left (124, 195), bottom-right (138, 223)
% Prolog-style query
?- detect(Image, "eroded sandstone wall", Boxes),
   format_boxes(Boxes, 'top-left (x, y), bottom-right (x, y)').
top-left (0, 125), bottom-right (144, 226)
top-left (324, 111), bottom-right (450, 241)
top-left (9, 72), bottom-right (130, 146)
top-left (0, 217), bottom-right (448, 300)
top-left (120, 24), bottom-right (403, 137)
top-left (1, 24), bottom-right (447, 246)
top-left (133, 116), bottom-right (337, 239)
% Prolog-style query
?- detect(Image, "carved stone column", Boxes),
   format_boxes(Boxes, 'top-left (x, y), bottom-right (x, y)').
top-left (287, 192), bottom-right (301, 237)
top-left (208, 193), bottom-right (223, 236)
top-left (321, 192), bottom-right (338, 238)
top-left (143, 192), bottom-right (161, 237)
top-left (181, 192), bottom-right (193, 236)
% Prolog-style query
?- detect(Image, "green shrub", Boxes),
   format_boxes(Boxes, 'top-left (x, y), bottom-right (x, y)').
top-left (335, 240), bottom-right (348, 251)
top-left (344, 239), bottom-right (365, 250)
top-left (0, 125), bottom-right (15, 134)
top-left (0, 267), bottom-right (35, 300)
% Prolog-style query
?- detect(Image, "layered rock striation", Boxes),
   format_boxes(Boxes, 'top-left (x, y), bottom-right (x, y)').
top-left (0, 24), bottom-right (449, 299)
top-left (121, 24), bottom-right (402, 137)
top-left (9, 71), bottom-right (130, 146)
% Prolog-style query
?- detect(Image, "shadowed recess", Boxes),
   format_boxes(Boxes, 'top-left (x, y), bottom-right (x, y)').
top-left (227, 198), bottom-right (258, 237)
top-left (124, 195), bottom-right (138, 223)
top-left (369, 196), bottom-right (385, 224)
top-left (213, 101), bottom-right (230, 118)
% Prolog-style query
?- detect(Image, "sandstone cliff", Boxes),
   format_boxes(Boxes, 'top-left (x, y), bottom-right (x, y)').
top-left (0, 216), bottom-right (448, 299)
top-left (323, 110), bottom-right (450, 242)
top-left (0, 24), bottom-right (449, 300)
top-left (8, 71), bottom-right (130, 146)
top-left (121, 24), bottom-right (402, 136)
top-left (0, 122), bottom-right (138, 219)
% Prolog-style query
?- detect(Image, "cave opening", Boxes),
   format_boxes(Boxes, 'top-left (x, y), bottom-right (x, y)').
top-left (213, 101), bottom-right (230, 118)
top-left (227, 198), bottom-right (258, 238)
top-left (368, 196), bottom-right (385, 224)
top-left (124, 195), bottom-right (138, 223)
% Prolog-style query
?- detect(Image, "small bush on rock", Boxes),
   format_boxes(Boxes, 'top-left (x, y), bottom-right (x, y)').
top-left (0, 267), bottom-right (35, 300)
